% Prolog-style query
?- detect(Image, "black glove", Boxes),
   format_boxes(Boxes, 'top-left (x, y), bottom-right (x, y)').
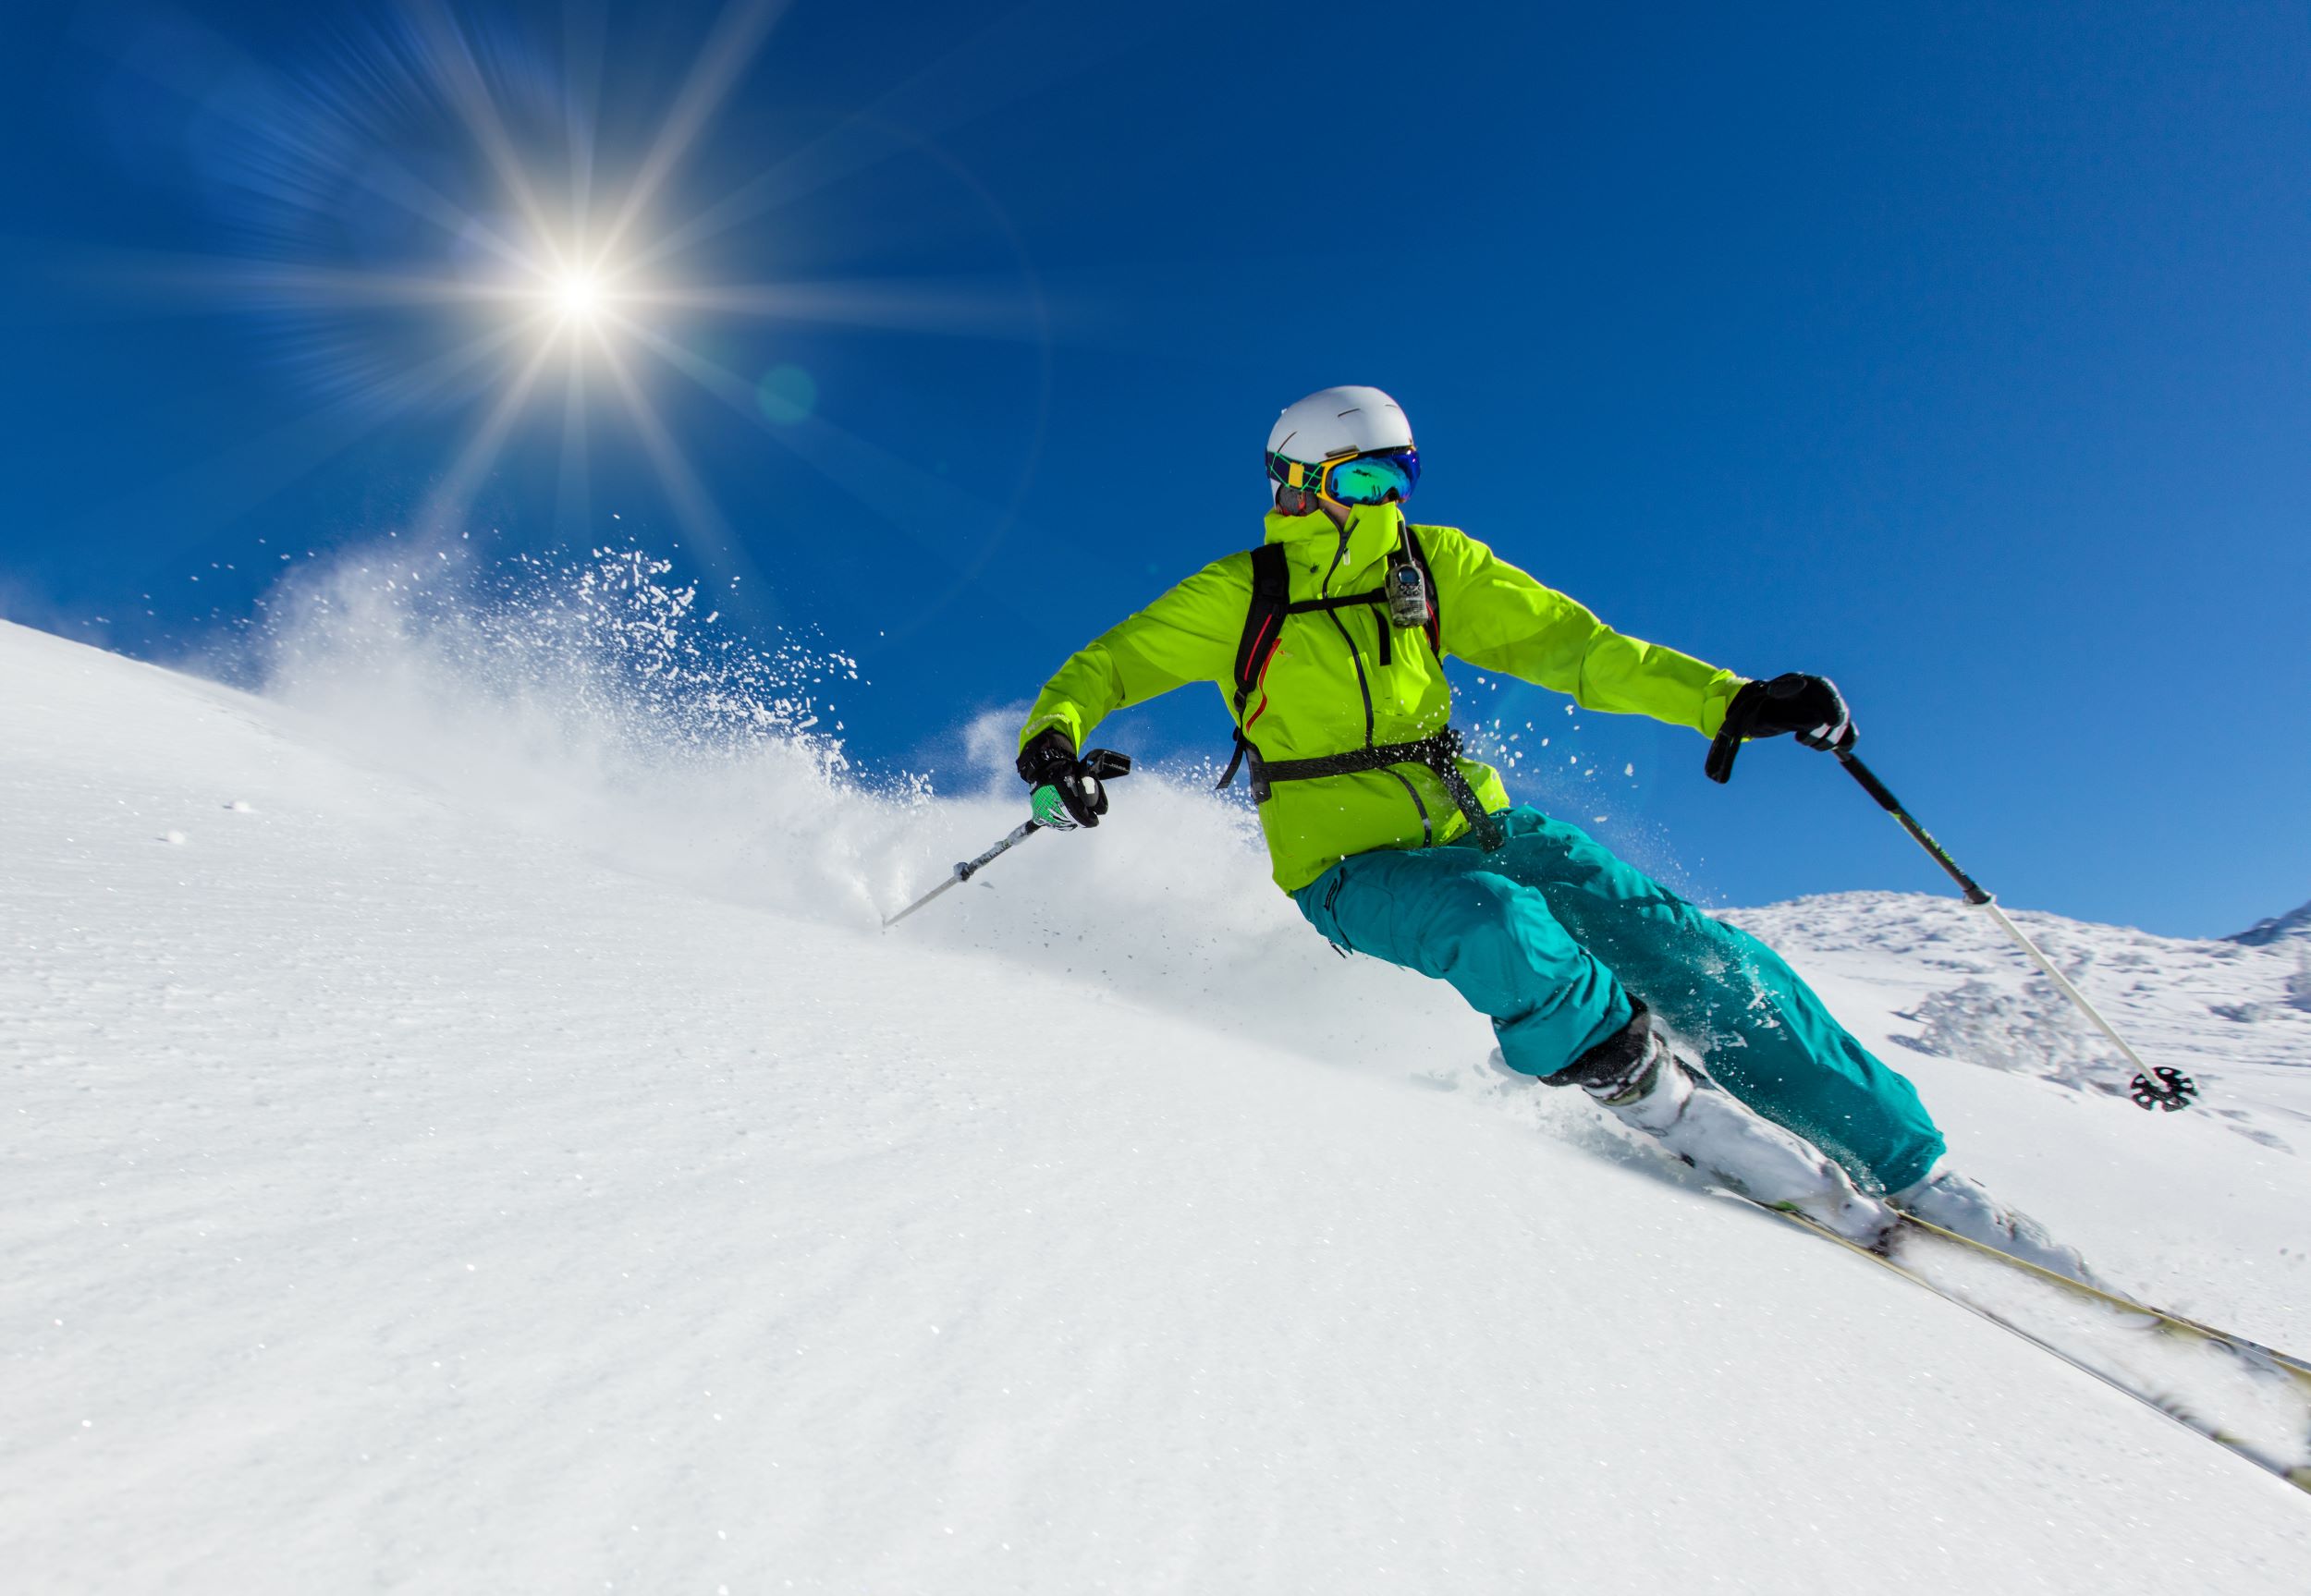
top-left (1016, 729), bottom-right (1112, 829)
top-left (1704, 673), bottom-right (1855, 785)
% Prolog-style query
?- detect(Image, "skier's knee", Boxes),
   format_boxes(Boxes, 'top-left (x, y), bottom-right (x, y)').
top-left (1437, 871), bottom-right (1583, 984)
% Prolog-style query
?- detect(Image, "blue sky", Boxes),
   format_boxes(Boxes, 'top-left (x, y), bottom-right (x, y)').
top-left (3, 0), bottom-right (2305, 936)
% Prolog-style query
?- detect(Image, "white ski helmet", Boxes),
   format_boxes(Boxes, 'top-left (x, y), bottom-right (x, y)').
top-left (1266, 385), bottom-right (1413, 477)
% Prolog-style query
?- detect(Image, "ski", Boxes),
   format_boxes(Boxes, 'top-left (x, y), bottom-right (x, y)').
top-left (1894, 1212), bottom-right (2311, 1385)
top-left (1729, 1195), bottom-right (2311, 1494)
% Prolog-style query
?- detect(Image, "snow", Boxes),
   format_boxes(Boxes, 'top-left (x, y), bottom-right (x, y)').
top-left (6, 608), bottom-right (2309, 1592)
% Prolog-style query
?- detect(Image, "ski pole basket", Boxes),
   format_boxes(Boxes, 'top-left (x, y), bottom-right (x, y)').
top-left (2128, 1066), bottom-right (2199, 1113)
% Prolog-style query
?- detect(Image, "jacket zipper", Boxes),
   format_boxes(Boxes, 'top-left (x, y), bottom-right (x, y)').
top-left (1320, 528), bottom-right (1377, 748)
top-left (1321, 607), bottom-right (1378, 749)
top-left (1321, 523), bottom-right (1429, 843)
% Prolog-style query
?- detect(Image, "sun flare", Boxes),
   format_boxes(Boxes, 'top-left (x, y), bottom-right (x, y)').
top-left (145, 0), bottom-right (1045, 573)
top-left (553, 271), bottom-right (603, 320)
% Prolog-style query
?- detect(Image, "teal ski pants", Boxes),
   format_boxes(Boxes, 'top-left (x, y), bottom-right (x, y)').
top-left (1292, 807), bottom-right (1945, 1193)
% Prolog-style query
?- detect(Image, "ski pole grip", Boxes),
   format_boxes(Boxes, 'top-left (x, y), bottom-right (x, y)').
top-left (1834, 746), bottom-right (1905, 814)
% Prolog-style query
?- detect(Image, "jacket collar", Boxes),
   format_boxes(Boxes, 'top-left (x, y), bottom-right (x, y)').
top-left (1259, 502), bottom-right (1404, 580)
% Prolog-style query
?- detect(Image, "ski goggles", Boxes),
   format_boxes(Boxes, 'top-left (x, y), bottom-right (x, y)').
top-left (1266, 446), bottom-right (1421, 506)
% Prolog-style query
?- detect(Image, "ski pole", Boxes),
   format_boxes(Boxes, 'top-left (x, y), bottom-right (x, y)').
top-left (882, 822), bottom-right (1042, 927)
top-left (881, 749), bottom-right (1131, 929)
top-left (1831, 745), bottom-right (2197, 1113)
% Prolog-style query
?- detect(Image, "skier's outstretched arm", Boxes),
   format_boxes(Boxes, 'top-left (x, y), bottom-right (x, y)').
top-left (1419, 525), bottom-right (1742, 737)
top-left (1016, 553), bottom-right (1247, 758)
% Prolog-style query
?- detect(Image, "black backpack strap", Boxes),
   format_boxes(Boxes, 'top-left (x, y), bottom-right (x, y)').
top-left (1217, 542), bottom-right (1293, 790)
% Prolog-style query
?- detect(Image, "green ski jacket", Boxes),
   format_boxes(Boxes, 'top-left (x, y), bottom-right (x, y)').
top-left (1019, 502), bottom-right (1744, 893)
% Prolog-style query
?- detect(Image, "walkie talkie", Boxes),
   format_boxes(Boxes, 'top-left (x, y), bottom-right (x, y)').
top-left (1386, 551), bottom-right (1429, 629)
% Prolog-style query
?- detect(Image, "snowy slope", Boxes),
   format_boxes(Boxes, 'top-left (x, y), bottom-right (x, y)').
top-left (6, 611), bottom-right (2309, 1593)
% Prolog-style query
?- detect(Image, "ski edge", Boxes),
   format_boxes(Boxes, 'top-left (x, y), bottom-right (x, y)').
top-left (1727, 1195), bottom-right (2311, 1497)
top-left (1893, 1212), bottom-right (2311, 1386)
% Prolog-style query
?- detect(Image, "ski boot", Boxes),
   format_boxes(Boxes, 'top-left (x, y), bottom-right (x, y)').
top-left (1889, 1160), bottom-right (2098, 1287)
top-left (1560, 1004), bottom-right (1894, 1245)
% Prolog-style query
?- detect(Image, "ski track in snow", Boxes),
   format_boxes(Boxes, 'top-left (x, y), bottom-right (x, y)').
top-left (4, 611), bottom-right (2308, 1593)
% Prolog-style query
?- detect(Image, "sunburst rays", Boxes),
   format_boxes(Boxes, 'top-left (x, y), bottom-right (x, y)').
top-left (96, 0), bottom-right (1053, 624)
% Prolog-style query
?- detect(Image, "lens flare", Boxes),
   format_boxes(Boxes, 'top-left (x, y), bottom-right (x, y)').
top-left (95, 0), bottom-right (1055, 625)
top-left (554, 272), bottom-right (603, 320)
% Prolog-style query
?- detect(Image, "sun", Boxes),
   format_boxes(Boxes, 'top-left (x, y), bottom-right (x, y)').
top-left (149, 0), bottom-right (1050, 572)
top-left (540, 264), bottom-right (622, 330)
top-left (553, 271), bottom-right (603, 321)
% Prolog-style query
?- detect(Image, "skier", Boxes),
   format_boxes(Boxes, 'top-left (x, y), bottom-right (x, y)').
top-left (1015, 385), bottom-right (2091, 1276)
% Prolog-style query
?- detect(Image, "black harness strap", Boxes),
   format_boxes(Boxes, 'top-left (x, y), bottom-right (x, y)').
top-left (1289, 591), bottom-right (1391, 613)
top-left (1248, 727), bottom-right (1505, 852)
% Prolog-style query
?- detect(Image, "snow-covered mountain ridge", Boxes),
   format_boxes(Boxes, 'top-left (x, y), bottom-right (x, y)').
top-left (2233, 898), bottom-right (2311, 947)
top-left (1726, 892), bottom-right (2311, 1124)
top-left (6, 610), bottom-right (2308, 1592)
